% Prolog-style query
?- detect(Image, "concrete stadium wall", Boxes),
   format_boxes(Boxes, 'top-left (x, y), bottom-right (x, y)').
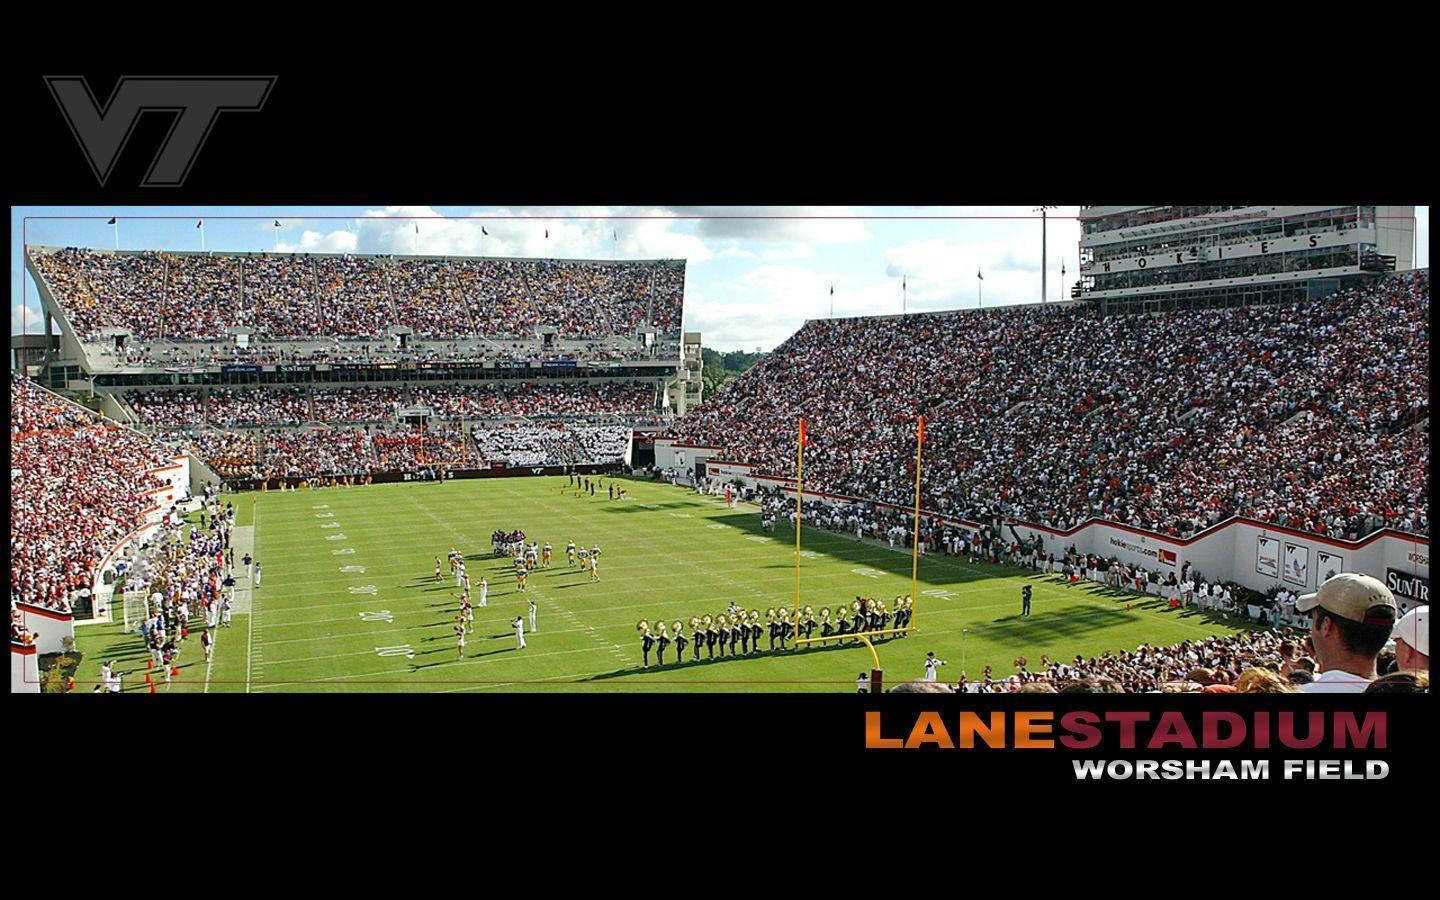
top-left (16, 604), bottom-right (75, 655)
top-left (12, 643), bottom-right (40, 694)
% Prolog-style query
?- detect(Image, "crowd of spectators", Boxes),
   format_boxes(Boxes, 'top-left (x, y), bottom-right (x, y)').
top-left (373, 424), bottom-right (478, 471)
top-left (124, 381), bottom-right (655, 429)
top-left (168, 429), bottom-right (262, 478)
top-left (947, 629), bottom-right (1304, 693)
top-left (470, 423), bottom-right (631, 466)
top-left (672, 271), bottom-right (1429, 541)
top-left (31, 248), bottom-right (686, 345)
top-left (126, 387), bottom-right (401, 426)
top-left (260, 427), bottom-right (376, 477)
top-left (412, 381), bottom-right (653, 420)
top-left (315, 255), bottom-right (398, 338)
top-left (11, 376), bottom-right (171, 611)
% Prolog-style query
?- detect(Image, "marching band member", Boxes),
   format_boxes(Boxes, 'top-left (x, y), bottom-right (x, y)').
top-left (673, 620), bottom-right (688, 662)
top-left (638, 621), bottom-right (655, 668)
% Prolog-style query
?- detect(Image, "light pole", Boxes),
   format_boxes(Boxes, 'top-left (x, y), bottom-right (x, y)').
top-left (1034, 206), bottom-right (1057, 301)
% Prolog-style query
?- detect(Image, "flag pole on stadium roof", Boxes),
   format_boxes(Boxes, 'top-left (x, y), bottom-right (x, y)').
top-left (794, 417), bottom-right (805, 647)
top-left (977, 267), bottom-right (983, 307)
top-left (829, 282), bottom-right (834, 318)
top-left (1060, 258), bottom-right (1066, 302)
top-left (912, 415), bottom-right (924, 625)
top-left (273, 219), bottom-right (281, 250)
top-left (1035, 206), bottom-right (1056, 302)
top-left (198, 219), bottom-right (205, 252)
top-left (108, 216), bottom-right (118, 250)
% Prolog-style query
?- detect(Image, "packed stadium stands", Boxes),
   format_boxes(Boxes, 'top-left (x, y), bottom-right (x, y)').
top-left (31, 248), bottom-right (686, 346)
top-left (956, 628), bottom-right (1304, 693)
top-left (10, 376), bottom-right (171, 611)
top-left (671, 270), bottom-right (1429, 542)
top-left (117, 380), bottom-right (659, 478)
top-left (470, 423), bottom-right (632, 467)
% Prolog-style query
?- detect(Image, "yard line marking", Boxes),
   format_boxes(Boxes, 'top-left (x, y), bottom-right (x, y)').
top-left (242, 479), bottom-right (1238, 689)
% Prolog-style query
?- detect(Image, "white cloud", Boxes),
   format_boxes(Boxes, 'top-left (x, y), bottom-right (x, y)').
top-left (278, 206), bottom-right (712, 262)
top-left (12, 301), bottom-right (46, 334)
top-left (685, 265), bottom-right (835, 351)
top-left (678, 206), bottom-right (869, 243)
top-left (277, 229), bottom-right (359, 254)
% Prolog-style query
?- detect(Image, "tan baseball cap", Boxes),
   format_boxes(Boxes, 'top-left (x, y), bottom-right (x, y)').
top-left (1295, 573), bottom-right (1398, 626)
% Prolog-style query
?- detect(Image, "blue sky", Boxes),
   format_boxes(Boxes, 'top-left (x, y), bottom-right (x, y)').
top-left (12, 205), bottom-right (1429, 352)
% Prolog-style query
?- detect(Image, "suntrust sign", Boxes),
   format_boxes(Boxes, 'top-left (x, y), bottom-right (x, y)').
top-left (1385, 568), bottom-right (1429, 605)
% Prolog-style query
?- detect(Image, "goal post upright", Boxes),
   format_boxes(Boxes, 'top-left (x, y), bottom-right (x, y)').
top-left (912, 415), bottom-right (924, 627)
top-left (794, 416), bottom-right (804, 646)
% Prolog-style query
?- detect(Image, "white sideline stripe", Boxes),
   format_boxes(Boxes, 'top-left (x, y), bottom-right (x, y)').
top-left (246, 500), bottom-right (261, 694)
top-left (436, 671), bottom-right (593, 693)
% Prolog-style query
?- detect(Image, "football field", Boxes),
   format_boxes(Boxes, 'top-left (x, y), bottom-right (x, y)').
top-left (75, 476), bottom-right (1252, 693)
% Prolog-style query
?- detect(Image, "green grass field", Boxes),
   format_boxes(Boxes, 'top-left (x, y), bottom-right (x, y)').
top-left (74, 476), bottom-right (1252, 693)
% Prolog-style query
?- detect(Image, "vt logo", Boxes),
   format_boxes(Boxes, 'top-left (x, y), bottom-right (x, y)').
top-left (45, 76), bottom-right (275, 187)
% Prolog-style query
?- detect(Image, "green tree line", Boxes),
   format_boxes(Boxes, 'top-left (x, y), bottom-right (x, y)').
top-left (700, 347), bottom-right (765, 400)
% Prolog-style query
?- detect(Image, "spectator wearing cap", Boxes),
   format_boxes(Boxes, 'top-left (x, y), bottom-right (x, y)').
top-left (1364, 670), bottom-right (1429, 693)
top-left (1295, 573), bottom-right (1399, 693)
top-left (1391, 605), bottom-right (1428, 672)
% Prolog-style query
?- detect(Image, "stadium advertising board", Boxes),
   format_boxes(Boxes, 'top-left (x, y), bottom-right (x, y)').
top-left (1282, 543), bottom-right (1309, 587)
top-left (1385, 568), bottom-right (1429, 605)
top-left (1106, 534), bottom-right (1163, 565)
top-left (1315, 550), bottom-right (1344, 584)
top-left (1256, 536), bottom-right (1280, 578)
top-left (704, 461), bottom-right (753, 483)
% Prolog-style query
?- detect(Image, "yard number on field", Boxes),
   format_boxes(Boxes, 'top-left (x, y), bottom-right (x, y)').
top-left (360, 610), bottom-right (394, 623)
top-left (376, 644), bottom-right (415, 659)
